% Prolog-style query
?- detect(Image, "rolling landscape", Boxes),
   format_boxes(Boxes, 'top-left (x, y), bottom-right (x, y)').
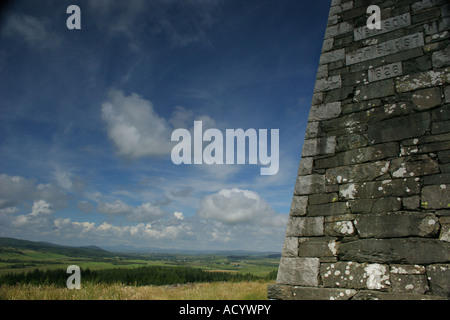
top-left (0, 237), bottom-right (279, 299)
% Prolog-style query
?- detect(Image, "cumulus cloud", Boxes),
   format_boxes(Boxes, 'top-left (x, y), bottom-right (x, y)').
top-left (0, 174), bottom-right (67, 210)
top-left (1, 14), bottom-right (61, 49)
top-left (12, 200), bottom-right (54, 231)
top-left (174, 211), bottom-right (184, 220)
top-left (101, 89), bottom-right (173, 159)
top-left (97, 199), bottom-right (165, 222)
top-left (197, 188), bottom-right (287, 227)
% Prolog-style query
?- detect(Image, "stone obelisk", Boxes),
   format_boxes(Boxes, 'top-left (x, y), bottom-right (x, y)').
top-left (269, 0), bottom-right (449, 300)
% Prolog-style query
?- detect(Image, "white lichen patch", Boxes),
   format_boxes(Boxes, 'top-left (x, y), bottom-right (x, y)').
top-left (336, 221), bottom-right (354, 235)
top-left (340, 184), bottom-right (357, 199)
top-left (364, 264), bottom-right (390, 290)
top-left (392, 164), bottom-right (407, 177)
top-left (405, 284), bottom-right (414, 290)
top-left (328, 240), bottom-right (338, 256)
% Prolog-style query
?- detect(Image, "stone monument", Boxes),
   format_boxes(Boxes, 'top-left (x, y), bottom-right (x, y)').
top-left (269, 0), bottom-right (450, 300)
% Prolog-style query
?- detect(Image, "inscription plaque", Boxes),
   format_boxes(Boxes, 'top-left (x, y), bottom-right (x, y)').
top-left (346, 33), bottom-right (424, 65)
top-left (368, 62), bottom-right (403, 82)
top-left (354, 13), bottom-right (411, 41)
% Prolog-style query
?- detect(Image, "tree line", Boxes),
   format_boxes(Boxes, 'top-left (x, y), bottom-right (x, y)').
top-left (0, 266), bottom-right (277, 287)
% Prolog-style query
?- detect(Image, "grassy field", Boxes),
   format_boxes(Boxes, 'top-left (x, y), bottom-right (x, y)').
top-left (0, 237), bottom-right (279, 300)
top-left (0, 281), bottom-right (274, 300)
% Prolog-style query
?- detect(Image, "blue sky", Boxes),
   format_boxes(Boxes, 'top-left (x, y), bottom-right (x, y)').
top-left (0, 0), bottom-right (329, 252)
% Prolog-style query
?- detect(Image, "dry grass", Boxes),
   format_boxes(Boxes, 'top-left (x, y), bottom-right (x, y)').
top-left (0, 281), bottom-right (273, 300)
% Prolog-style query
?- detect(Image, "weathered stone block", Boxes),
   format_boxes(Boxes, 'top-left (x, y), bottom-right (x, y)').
top-left (368, 112), bottom-right (431, 144)
top-left (354, 13), bottom-right (411, 41)
top-left (325, 22), bottom-right (353, 39)
top-left (281, 237), bottom-right (298, 257)
top-left (391, 274), bottom-right (429, 294)
top-left (411, 87), bottom-right (441, 110)
top-left (339, 178), bottom-right (421, 200)
top-left (346, 33), bottom-right (424, 65)
top-left (389, 155), bottom-right (440, 178)
top-left (325, 161), bottom-right (390, 184)
top-left (432, 45), bottom-right (450, 68)
top-left (421, 184), bottom-right (450, 209)
top-left (325, 220), bottom-right (356, 237)
top-left (423, 173), bottom-right (450, 185)
top-left (438, 150), bottom-right (450, 163)
top-left (315, 142), bottom-right (399, 169)
top-left (368, 62), bottom-right (403, 83)
top-left (309, 192), bottom-right (338, 205)
top-left (267, 284), bottom-right (292, 300)
top-left (391, 264), bottom-right (426, 275)
top-left (339, 238), bottom-right (450, 264)
top-left (432, 120), bottom-right (450, 134)
top-left (426, 264), bottom-right (450, 297)
top-left (294, 174), bottom-right (325, 195)
top-left (289, 195), bottom-right (308, 216)
top-left (352, 290), bottom-right (445, 300)
top-left (302, 136), bottom-right (336, 157)
top-left (322, 102), bottom-right (412, 132)
top-left (411, 0), bottom-right (448, 13)
top-left (321, 262), bottom-right (390, 290)
top-left (304, 121), bottom-right (319, 139)
top-left (291, 286), bottom-right (357, 300)
top-left (341, 99), bottom-right (381, 115)
top-left (401, 141), bottom-right (450, 156)
top-left (286, 216), bottom-right (324, 237)
top-left (336, 133), bottom-right (368, 152)
top-left (354, 79), bottom-right (395, 101)
top-left (371, 197), bottom-right (402, 213)
top-left (297, 157), bottom-right (313, 176)
top-left (445, 85), bottom-right (450, 103)
top-left (321, 38), bottom-right (334, 52)
top-left (440, 219), bottom-right (450, 242)
top-left (402, 196), bottom-right (421, 210)
top-left (298, 237), bottom-right (338, 257)
top-left (309, 102), bottom-right (341, 121)
top-left (307, 201), bottom-right (349, 216)
top-left (354, 212), bottom-right (440, 238)
top-left (319, 49), bottom-right (345, 64)
top-left (395, 68), bottom-right (450, 92)
top-left (348, 197), bottom-right (402, 214)
top-left (314, 75), bottom-right (342, 92)
top-left (311, 92), bottom-right (324, 105)
top-left (276, 257), bottom-right (320, 286)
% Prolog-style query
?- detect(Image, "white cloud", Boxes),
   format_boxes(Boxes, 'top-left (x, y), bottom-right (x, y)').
top-left (101, 90), bottom-right (173, 159)
top-left (174, 211), bottom-right (184, 220)
top-left (97, 199), bottom-right (165, 222)
top-left (197, 188), bottom-right (287, 227)
top-left (0, 174), bottom-right (67, 210)
top-left (12, 199), bottom-right (54, 229)
top-left (97, 199), bottom-right (131, 215)
top-left (128, 203), bottom-right (166, 222)
top-left (2, 14), bottom-right (61, 49)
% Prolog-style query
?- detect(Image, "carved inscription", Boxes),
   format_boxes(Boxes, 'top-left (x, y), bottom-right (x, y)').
top-left (355, 13), bottom-right (411, 41)
top-left (368, 62), bottom-right (403, 82)
top-left (346, 33), bottom-right (424, 65)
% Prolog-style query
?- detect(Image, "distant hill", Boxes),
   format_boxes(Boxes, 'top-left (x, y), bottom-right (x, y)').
top-left (0, 237), bottom-right (281, 259)
top-left (0, 237), bottom-right (112, 258)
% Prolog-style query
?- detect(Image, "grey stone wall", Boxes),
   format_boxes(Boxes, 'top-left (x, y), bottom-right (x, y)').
top-left (269, 0), bottom-right (450, 300)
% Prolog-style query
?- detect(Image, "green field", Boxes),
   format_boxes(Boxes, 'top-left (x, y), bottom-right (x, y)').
top-left (0, 237), bottom-right (279, 288)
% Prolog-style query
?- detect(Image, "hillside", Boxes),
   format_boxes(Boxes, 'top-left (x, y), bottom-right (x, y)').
top-left (0, 237), bottom-right (112, 258)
